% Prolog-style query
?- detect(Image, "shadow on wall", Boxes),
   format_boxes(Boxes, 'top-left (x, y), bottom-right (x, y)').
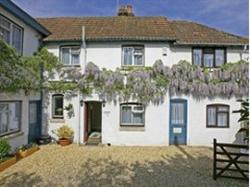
top-left (0, 148), bottom-right (248, 187)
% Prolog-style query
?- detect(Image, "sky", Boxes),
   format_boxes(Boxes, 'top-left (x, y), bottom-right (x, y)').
top-left (13, 0), bottom-right (249, 37)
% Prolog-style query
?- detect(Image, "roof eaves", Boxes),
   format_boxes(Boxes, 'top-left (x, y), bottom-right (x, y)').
top-left (0, 0), bottom-right (51, 36)
top-left (174, 41), bottom-right (248, 47)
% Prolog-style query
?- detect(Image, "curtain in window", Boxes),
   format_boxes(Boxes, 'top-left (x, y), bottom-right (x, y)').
top-left (133, 113), bottom-right (143, 124)
top-left (61, 48), bottom-right (70, 65)
top-left (123, 47), bottom-right (133, 65)
top-left (71, 48), bottom-right (80, 65)
top-left (12, 25), bottom-right (22, 54)
top-left (0, 104), bottom-right (9, 134)
top-left (207, 107), bottom-right (216, 126)
top-left (217, 113), bottom-right (227, 127)
top-left (0, 27), bottom-right (10, 44)
top-left (171, 103), bottom-right (184, 124)
top-left (215, 49), bottom-right (225, 66)
top-left (193, 49), bottom-right (202, 66)
top-left (121, 106), bottom-right (132, 123)
top-left (134, 48), bottom-right (143, 65)
top-left (204, 54), bottom-right (214, 67)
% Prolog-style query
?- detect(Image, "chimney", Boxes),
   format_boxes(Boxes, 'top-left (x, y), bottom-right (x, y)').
top-left (118, 5), bottom-right (135, 16)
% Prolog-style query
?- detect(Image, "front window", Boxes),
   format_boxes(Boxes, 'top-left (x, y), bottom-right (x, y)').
top-left (61, 47), bottom-right (80, 65)
top-left (122, 46), bottom-right (144, 66)
top-left (193, 48), bottom-right (226, 68)
top-left (207, 104), bottom-right (229, 128)
top-left (0, 15), bottom-right (23, 54)
top-left (52, 94), bottom-right (64, 119)
top-left (120, 103), bottom-right (145, 126)
top-left (0, 101), bottom-right (21, 136)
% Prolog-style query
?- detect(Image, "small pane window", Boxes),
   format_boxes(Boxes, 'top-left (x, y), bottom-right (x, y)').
top-left (192, 48), bottom-right (226, 68)
top-left (122, 46), bottom-right (144, 66)
top-left (0, 101), bottom-right (21, 136)
top-left (61, 47), bottom-right (80, 65)
top-left (207, 104), bottom-right (229, 128)
top-left (120, 103), bottom-right (145, 126)
top-left (52, 94), bottom-right (64, 119)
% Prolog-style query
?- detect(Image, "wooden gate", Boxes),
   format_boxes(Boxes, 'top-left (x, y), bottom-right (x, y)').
top-left (213, 139), bottom-right (249, 181)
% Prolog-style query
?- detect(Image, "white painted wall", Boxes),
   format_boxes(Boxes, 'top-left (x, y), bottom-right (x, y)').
top-left (45, 41), bottom-right (248, 146)
top-left (0, 6), bottom-right (41, 56)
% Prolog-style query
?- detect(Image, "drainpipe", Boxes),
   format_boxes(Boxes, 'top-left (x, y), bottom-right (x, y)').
top-left (78, 26), bottom-right (86, 145)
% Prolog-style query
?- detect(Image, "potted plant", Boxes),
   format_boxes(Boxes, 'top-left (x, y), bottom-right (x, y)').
top-left (54, 125), bottom-right (74, 146)
top-left (16, 143), bottom-right (39, 159)
top-left (0, 139), bottom-right (17, 172)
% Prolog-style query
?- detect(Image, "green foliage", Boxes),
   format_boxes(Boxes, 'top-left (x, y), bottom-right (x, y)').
top-left (0, 39), bottom-right (61, 93)
top-left (0, 139), bottom-right (11, 160)
top-left (54, 125), bottom-right (74, 139)
top-left (233, 99), bottom-right (249, 141)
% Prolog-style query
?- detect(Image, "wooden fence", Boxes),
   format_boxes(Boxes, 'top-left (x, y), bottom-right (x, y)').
top-left (213, 138), bottom-right (249, 181)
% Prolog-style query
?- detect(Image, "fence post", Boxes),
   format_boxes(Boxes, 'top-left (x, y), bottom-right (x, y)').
top-left (213, 138), bottom-right (217, 180)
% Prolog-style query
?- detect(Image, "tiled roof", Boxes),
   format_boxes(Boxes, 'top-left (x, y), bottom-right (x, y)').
top-left (37, 16), bottom-right (248, 45)
top-left (171, 20), bottom-right (248, 45)
top-left (37, 16), bottom-right (176, 42)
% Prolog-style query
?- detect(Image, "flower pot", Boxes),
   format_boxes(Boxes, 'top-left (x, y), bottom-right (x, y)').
top-left (58, 138), bottom-right (71, 146)
top-left (0, 156), bottom-right (17, 172)
top-left (17, 146), bottom-right (40, 159)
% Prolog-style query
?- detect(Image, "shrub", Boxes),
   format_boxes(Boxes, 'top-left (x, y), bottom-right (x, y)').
top-left (54, 125), bottom-right (74, 139)
top-left (0, 139), bottom-right (11, 160)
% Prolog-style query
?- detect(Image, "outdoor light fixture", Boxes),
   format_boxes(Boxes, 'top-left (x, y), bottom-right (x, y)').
top-left (102, 99), bottom-right (106, 107)
top-left (80, 99), bottom-right (84, 107)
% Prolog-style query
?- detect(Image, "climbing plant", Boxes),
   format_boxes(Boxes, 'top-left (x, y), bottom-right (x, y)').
top-left (0, 39), bottom-right (60, 93)
top-left (59, 60), bottom-right (248, 104)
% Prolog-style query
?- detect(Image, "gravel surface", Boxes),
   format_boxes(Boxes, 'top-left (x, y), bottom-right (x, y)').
top-left (0, 144), bottom-right (248, 187)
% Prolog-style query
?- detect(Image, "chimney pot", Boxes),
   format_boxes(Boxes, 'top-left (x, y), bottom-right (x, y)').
top-left (118, 5), bottom-right (134, 16)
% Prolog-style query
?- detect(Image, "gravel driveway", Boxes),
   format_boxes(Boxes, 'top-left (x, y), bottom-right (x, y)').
top-left (0, 144), bottom-right (248, 187)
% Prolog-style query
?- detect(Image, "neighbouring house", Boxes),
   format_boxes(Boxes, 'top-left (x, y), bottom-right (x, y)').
top-left (36, 5), bottom-right (249, 146)
top-left (0, 0), bottom-right (50, 149)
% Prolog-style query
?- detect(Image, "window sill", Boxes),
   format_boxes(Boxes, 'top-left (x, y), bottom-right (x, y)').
top-left (1, 131), bottom-right (24, 140)
top-left (50, 119), bottom-right (65, 123)
top-left (119, 126), bottom-right (145, 131)
top-left (206, 126), bottom-right (229, 128)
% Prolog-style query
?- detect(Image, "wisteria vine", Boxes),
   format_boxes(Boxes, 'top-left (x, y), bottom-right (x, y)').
top-left (56, 59), bottom-right (248, 104)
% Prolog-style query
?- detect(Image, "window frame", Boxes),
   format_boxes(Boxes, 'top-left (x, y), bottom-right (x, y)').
top-left (60, 46), bottom-right (81, 66)
top-left (120, 103), bottom-right (145, 127)
top-left (0, 13), bottom-right (23, 55)
top-left (0, 101), bottom-right (22, 137)
top-left (121, 45), bottom-right (145, 67)
top-left (192, 47), bottom-right (227, 68)
top-left (52, 94), bottom-right (64, 119)
top-left (206, 104), bottom-right (230, 128)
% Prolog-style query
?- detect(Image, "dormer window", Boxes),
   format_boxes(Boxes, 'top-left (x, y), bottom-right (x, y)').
top-left (0, 15), bottom-right (23, 54)
top-left (192, 48), bottom-right (226, 68)
top-left (122, 46), bottom-right (144, 66)
top-left (60, 46), bottom-right (80, 66)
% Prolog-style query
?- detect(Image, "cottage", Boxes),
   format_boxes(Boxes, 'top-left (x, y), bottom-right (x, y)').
top-left (37, 5), bottom-right (248, 146)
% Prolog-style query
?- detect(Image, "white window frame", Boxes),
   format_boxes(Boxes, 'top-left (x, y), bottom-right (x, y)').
top-left (60, 46), bottom-right (81, 66)
top-left (0, 14), bottom-right (23, 54)
top-left (122, 46), bottom-right (144, 66)
top-left (0, 101), bottom-right (22, 137)
top-left (120, 103), bottom-right (145, 126)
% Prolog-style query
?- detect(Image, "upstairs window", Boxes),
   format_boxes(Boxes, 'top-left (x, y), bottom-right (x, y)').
top-left (120, 103), bottom-right (145, 126)
top-left (0, 15), bottom-right (23, 54)
top-left (61, 47), bottom-right (80, 65)
top-left (0, 101), bottom-right (21, 136)
top-left (52, 94), bottom-right (64, 119)
top-left (193, 48), bottom-right (226, 68)
top-left (122, 46), bottom-right (144, 66)
top-left (207, 104), bottom-right (229, 128)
